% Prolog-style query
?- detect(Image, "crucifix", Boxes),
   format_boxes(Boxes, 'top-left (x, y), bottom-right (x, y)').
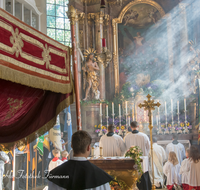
top-left (138, 94), bottom-right (161, 190)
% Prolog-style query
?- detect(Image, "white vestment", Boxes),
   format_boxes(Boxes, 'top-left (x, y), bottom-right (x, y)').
top-left (99, 134), bottom-right (126, 157)
top-left (185, 159), bottom-right (200, 187)
top-left (124, 132), bottom-right (150, 156)
top-left (48, 157), bottom-right (111, 190)
top-left (149, 143), bottom-right (167, 187)
top-left (48, 159), bottom-right (63, 171)
top-left (179, 158), bottom-right (190, 184)
top-left (163, 161), bottom-right (181, 186)
top-left (166, 142), bottom-right (185, 164)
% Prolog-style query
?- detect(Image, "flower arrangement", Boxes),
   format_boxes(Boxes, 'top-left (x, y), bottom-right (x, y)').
top-left (109, 176), bottom-right (129, 190)
top-left (125, 146), bottom-right (143, 175)
top-left (159, 122), bottom-right (192, 133)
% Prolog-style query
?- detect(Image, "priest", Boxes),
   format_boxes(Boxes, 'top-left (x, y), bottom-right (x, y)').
top-left (149, 137), bottom-right (167, 188)
top-left (124, 121), bottom-right (150, 156)
top-left (99, 124), bottom-right (126, 157)
top-left (166, 134), bottom-right (185, 164)
top-left (47, 130), bottom-right (113, 190)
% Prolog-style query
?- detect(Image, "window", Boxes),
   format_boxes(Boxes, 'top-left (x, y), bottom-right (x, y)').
top-left (46, 0), bottom-right (71, 46)
top-left (5, 0), bottom-right (39, 30)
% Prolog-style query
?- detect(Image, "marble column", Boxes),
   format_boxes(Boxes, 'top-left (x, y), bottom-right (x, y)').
top-left (93, 12), bottom-right (105, 100)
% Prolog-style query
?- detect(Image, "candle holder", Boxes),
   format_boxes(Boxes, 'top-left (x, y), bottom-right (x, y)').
top-left (125, 113), bottom-right (128, 129)
top-left (90, 147), bottom-right (95, 159)
top-left (184, 110), bottom-right (189, 134)
top-left (165, 114), bottom-right (168, 129)
top-left (106, 115), bottom-right (109, 128)
top-left (158, 127), bottom-right (163, 135)
top-left (112, 113), bottom-right (115, 126)
top-left (165, 128), bottom-right (170, 135)
top-left (98, 147), bottom-right (104, 159)
top-left (119, 116), bottom-right (121, 128)
top-left (99, 113), bottom-right (103, 136)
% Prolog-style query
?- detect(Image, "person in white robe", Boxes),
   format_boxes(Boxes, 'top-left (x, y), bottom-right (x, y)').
top-left (185, 146), bottom-right (200, 190)
top-left (149, 137), bottom-right (167, 188)
top-left (48, 149), bottom-right (63, 171)
top-left (47, 130), bottom-right (113, 190)
top-left (163, 151), bottom-right (181, 190)
top-left (179, 148), bottom-right (190, 190)
top-left (124, 121), bottom-right (150, 156)
top-left (99, 124), bottom-right (126, 157)
top-left (166, 134), bottom-right (185, 164)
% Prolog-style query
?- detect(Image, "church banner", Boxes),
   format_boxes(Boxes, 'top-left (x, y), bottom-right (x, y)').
top-left (0, 8), bottom-right (72, 94)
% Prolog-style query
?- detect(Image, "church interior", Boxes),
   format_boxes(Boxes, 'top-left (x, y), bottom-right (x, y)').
top-left (0, 0), bottom-right (200, 189)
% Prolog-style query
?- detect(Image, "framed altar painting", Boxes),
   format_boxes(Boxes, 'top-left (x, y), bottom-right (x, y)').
top-left (112, 0), bottom-right (168, 93)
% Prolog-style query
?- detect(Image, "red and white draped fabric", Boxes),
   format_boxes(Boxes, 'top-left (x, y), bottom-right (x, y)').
top-left (0, 8), bottom-right (74, 145)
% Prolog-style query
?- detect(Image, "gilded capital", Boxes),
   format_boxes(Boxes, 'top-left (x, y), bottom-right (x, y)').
top-left (88, 12), bottom-right (104, 24)
top-left (78, 12), bottom-right (85, 25)
top-left (104, 14), bottom-right (109, 26)
top-left (69, 5), bottom-right (76, 25)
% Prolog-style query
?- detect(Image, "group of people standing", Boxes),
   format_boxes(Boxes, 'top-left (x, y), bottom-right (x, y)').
top-left (99, 121), bottom-right (200, 190)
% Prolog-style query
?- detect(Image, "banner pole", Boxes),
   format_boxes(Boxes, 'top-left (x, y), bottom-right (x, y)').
top-left (12, 147), bottom-right (15, 190)
top-left (26, 144), bottom-right (29, 190)
top-left (35, 150), bottom-right (37, 190)
top-left (69, 5), bottom-right (82, 131)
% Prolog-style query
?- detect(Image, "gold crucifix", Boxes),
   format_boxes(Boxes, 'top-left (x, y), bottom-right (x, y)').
top-left (138, 94), bottom-right (161, 190)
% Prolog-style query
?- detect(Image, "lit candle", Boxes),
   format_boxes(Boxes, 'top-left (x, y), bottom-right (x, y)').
top-left (100, 147), bottom-right (103, 156)
top-left (177, 101), bottom-right (179, 113)
top-left (100, 103), bottom-right (102, 115)
top-left (106, 105), bottom-right (108, 117)
top-left (112, 102), bottom-right (114, 114)
top-left (184, 98), bottom-right (186, 111)
top-left (91, 147), bottom-right (94, 156)
top-left (165, 101), bottom-right (167, 115)
top-left (119, 104), bottom-right (121, 117)
top-left (128, 116), bottom-right (130, 126)
top-left (125, 101), bottom-right (128, 115)
top-left (171, 99), bottom-right (173, 112)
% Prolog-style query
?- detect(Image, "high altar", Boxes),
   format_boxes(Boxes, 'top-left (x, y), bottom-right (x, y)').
top-left (66, 0), bottom-right (200, 146)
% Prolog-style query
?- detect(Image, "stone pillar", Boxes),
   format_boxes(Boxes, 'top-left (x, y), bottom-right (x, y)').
top-left (93, 12), bottom-right (105, 100)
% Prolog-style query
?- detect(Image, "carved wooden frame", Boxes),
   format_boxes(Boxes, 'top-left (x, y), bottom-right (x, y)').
top-left (112, 0), bottom-right (165, 94)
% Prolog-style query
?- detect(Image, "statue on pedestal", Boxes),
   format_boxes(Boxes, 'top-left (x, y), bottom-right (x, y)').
top-left (82, 49), bottom-right (100, 100)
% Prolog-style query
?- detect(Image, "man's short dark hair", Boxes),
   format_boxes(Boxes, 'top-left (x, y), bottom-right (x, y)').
top-left (108, 125), bottom-right (114, 132)
top-left (172, 134), bottom-right (178, 141)
top-left (152, 136), bottom-right (157, 143)
top-left (72, 131), bottom-right (92, 154)
top-left (131, 121), bottom-right (138, 128)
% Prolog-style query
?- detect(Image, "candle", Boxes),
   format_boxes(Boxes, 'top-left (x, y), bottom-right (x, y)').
top-left (128, 116), bottom-right (130, 126)
top-left (177, 101), bottom-right (179, 113)
top-left (165, 101), bottom-right (167, 114)
top-left (100, 147), bottom-right (103, 156)
top-left (125, 101), bottom-right (127, 115)
top-left (171, 99), bottom-right (173, 112)
top-left (91, 147), bottom-right (94, 156)
top-left (184, 98), bottom-right (186, 111)
top-left (132, 103), bottom-right (135, 121)
top-left (100, 103), bottom-right (102, 115)
top-left (102, 38), bottom-right (106, 47)
top-left (112, 102), bottom-right (114, 114)
top-left (106, 105), bottom-right (108, 117)
top-left (157, 100), bottom-right (160, 113)
top-left (156, 115), bottom-right (158, 125)
top-left (119, 104), bottom-right (121, 117)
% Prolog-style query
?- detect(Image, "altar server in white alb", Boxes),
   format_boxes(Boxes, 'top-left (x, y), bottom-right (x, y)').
top-left (48, 149), bottom-right (63, 171)
top-left (124, 121), bottom-right (150, 156)
top-left (149, 137), bottom-right (167, 188)
top-left (185, 146), bottom-right (200, 190)
top-left (179, 148), bottom-right (190, 190)
top-left (99, 124), bottom-right (126, 157)
top-left (163, 151), bottom-right (181, 190)
top-left (166, 134), bottom-right (185, 164)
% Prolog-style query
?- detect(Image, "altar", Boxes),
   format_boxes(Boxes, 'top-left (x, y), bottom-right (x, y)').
top-left (88, 156), bottom-right (151, 190)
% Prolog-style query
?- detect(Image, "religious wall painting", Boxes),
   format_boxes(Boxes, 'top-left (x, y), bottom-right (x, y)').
top-left (118, 3), bottom-right (169, 95)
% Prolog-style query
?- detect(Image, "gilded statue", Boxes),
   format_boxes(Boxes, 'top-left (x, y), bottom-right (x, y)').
top-left (82, 49), bottom-right (100, 101)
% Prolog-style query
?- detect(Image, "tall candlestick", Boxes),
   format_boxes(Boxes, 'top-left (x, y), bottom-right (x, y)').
top-left (165, 101), bottom-right (167, 115)
top-left (112, 102), bottom-right (114, 114)
top-left (100, 147), bottom-right (103, 156)
top-left (157, 100), bottom-right (160, 113)
top-left (91, 147), bottom-right (94, 156)
top-left (184, 98), bottom-right (186, 111)
top-left (177, 101), bottom-right (179, 113)
top-left (106, 105), bottom-right (108, 117)
top-left (119, 104), bottom-right (121, 117)
top-left (128, 116), bottom-right (130, 126)
top-left (125, 101), bottom-right (127, 115)
top-left (156, 115), bottom-right (158, 125)
top-left (132, 103), bottom-right (135, 121)
top-left (100, 103), bottom-right (102, 115)
top-left (171, 99), bottom-right (173, 112)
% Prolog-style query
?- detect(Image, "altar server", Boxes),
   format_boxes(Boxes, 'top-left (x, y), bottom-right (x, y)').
top-left (163, 151), bottom-right (181, 190)
top-left (99, 124), bottom-right (126, 157)
top-left (185, 146), bottom-right (200, 190)
top-left (166, 134), bottom-right (185, 164)
top-left (48, 149), bottom-right (63, 171)
top-left (180, 148), bottom-right (190, 190)
top-left (47, 130), bottom-right (113, 190)
top-left (149, 137), bottom-right (167, 188)
top-left (124, 121), bottom-right (150, 156)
